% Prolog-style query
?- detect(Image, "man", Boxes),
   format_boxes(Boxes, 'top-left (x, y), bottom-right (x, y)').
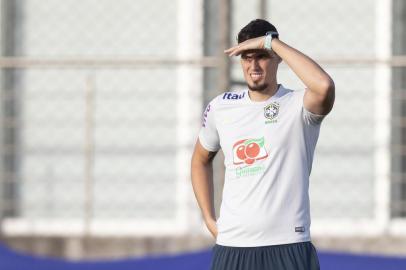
top-left (191, 19), bottom-right (334, 270)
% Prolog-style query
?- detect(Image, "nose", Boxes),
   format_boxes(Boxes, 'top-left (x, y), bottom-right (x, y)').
top-left (250, 58), bottom-right (260, 70)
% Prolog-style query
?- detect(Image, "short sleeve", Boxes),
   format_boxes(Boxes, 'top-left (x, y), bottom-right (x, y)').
top-left (302, 106), bottom-right (326, 126)
top-left (198, 100), bottom-right (220, 152)
top-left (294, 89), bottom-right (326, 126)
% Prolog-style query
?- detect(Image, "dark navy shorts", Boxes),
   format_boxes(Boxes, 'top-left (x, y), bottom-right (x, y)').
top-left (210, 241), bottom-right (320, 270)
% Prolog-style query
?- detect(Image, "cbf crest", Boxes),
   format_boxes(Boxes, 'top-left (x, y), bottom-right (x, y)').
top-left (264, 102), bottom-right (279, 124)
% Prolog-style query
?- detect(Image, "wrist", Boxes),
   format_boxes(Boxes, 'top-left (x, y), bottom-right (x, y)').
top-left (264, 31), bottom-right (279, 51)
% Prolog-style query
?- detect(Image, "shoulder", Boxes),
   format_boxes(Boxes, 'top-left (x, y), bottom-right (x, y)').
top-left (281, 87), bottom-right (326, 125)
top-left (276, 86), bottom-right (306, 114)
top-left (291, 88), bottom-right (305, 104)
top-left (204, 89), bottom-right (247, 111)
top-left (215, 89), bottom-right (247, 105)
top-left (280, 85), bottom-right (303, 97)
top-left (275, 85), bottom-right (302, 103)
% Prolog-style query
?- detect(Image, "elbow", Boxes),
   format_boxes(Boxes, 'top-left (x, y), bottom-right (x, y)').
top-left (309, 75), bottom-right (335, 100)
top-left (326, 77), bottom-right (335, 99)
top-left (311, 77), bottom-right (335, 114)
top-left (321, 78), bottom-right (335, 113)
top-left (318, 77), bottom-right (335, 102)
top-left (327, 78), bottom-right (335, 93)
top-left (319, 76), bottom-right (335, 94)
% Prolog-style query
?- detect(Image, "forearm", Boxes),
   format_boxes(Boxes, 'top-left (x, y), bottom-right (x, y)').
top-left (271, 39), bottom-right (334, 96)
top-left (191, 158), bottom-right (216, 222)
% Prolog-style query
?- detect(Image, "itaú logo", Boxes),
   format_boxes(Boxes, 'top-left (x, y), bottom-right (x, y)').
top-left (232, 137), bottom-right (268, 165)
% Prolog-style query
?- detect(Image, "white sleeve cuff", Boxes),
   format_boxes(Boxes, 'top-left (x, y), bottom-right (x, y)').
top-left (198, 133), bottom-right (220, 152)
top-left (302, 107), bottom-right (326, 126)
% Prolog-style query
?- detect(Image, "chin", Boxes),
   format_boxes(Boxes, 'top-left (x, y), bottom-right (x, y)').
top-left (248, 82), bottom-right (268, 91)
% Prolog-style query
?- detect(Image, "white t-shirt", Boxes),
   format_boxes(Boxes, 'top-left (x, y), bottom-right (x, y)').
top-left (198, 84), bottom-right (325, 247)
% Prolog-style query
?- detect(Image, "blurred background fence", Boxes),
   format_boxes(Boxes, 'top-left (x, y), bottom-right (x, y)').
top-left (1, 0), bottom-right (406, 260)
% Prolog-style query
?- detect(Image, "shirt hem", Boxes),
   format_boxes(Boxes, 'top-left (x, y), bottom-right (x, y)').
top-left (215, 235), bottom-right (311, 247)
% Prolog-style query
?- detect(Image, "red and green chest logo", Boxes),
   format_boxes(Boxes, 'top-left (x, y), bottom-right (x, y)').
top-left (232, 137), bottom-right (268, 165)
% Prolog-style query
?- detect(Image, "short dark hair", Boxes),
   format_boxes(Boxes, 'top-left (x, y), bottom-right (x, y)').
top-left (237, 19), bottom-right (278, 44)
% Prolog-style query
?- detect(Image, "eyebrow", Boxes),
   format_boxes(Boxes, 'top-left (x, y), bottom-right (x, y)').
top-left (241, 52), bottom-right (270, 58)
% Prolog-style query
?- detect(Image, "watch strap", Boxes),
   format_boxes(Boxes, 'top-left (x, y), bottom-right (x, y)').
top-left (264, 31), bottom-right (279, 51)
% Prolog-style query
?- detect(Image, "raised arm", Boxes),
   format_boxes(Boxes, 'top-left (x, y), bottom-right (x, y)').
top-left (225, 36), bottom-right (335, 115)
top-left (191, 139), bottom-right (218, 239)
top-left (271, 39), bottom-right (335, 115)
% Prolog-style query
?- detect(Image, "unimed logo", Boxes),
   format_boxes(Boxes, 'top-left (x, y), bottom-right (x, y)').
top-left (232, 137), bottom-right (268, 166)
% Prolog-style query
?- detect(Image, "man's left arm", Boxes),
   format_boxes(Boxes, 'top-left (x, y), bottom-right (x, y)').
top-left (271, 39), bottom-right (335, 115)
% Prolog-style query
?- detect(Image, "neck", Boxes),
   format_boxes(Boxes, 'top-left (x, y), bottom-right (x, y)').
top-left (248, 81), bottom-right (279, 102)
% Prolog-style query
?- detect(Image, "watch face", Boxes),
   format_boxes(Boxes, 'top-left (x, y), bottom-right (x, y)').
top-left (266, 31), bottom-right (279, 39)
